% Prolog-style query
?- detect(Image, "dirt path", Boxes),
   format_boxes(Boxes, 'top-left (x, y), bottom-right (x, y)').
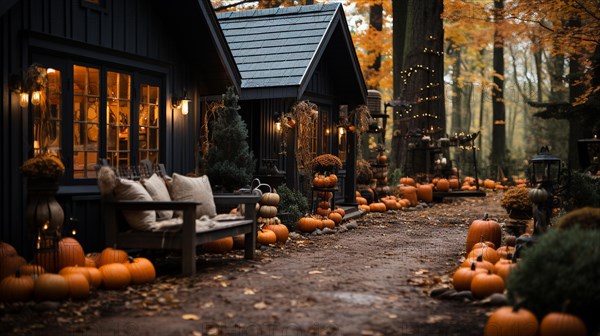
top-left (1, 194), bottom-right (509, 336)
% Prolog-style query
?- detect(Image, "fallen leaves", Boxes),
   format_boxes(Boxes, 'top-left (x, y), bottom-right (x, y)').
top-left (182, 314), bottom-right (199, 321)
top-left (254, 301), bottom-right (268, 310)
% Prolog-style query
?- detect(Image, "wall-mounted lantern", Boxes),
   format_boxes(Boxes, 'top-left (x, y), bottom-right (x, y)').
top-left (172, 90), bottom-right (191, 115)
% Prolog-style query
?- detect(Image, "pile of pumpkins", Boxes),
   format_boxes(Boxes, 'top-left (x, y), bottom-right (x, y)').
top-left (312, 172), bottom-right (338, 189)
top-left (257, 190), bottom-right (288, 244)
top-left (297, 207), bottom-right (346, 233)
top-left (0, 239), bottom-right (155, 303)
top-left (451, 216), bottom-right (516, 299)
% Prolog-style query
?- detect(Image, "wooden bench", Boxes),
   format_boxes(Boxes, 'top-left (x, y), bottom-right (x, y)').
top-left (99, 161), bottom-right (260, 275)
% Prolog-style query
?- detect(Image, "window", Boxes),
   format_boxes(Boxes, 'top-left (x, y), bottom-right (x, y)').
top-left (34, 68), bottom-right (62, 155)
top-left (106, 71), bottom-right (132, 169)
top-left (138, 84), bottom-right (160, 164)
top-left (73, 65), bottom-right (100, 178)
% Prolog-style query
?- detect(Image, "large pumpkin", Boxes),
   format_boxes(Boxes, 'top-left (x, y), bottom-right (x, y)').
top-left (0, 271), bottom-right (34, 302)
top-left (58, 237), bottom-right (86, 269)
top-left (398, 186), bottom-right (418, 206)
top-left (97, 247), bottom-right (129, 267)
top-left (297, 217), bottom-right (319, 233)
top-left (19, 264), bottom-right (45, 276)
top-left (126, 257), bottom-right (156, 285)
top-left (539, 312), bottom-right (587, 336)
top-left (202, 237), bottom-right (234, 254)
top-left (84, 267), bottom-right (103, 288)
top-left (99, 263), bottom-right (132, 290)
top-left (34, 273), bottom-right (69, 301)
top-left (484, 306), bottom-right (538, 336)
top-left (466, 216), bottom-right (502, 253)
top-left (59, 266), bottom-right (91, 283)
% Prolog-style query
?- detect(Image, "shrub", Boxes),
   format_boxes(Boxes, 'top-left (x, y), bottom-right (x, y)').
top-left (275, 184), bottom-right (309, 231)
top-left (564, 172), bottom-right (600, 212)
top-left (506, 228), bottom-right (600, 331)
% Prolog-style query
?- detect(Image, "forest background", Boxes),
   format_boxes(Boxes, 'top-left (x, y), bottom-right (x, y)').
top-left (211, 0), bottom-right (600, 180)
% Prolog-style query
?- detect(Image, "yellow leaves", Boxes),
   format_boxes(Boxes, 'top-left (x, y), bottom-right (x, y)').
top-left (182, 314), bottom-right (200, 321)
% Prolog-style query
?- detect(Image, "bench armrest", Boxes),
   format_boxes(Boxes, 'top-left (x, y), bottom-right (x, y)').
top-left (110, 200), bottom-right (200, 211)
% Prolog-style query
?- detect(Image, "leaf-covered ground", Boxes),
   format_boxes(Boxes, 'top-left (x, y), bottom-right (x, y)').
top-left (1, 193), bottom-right (511, 336)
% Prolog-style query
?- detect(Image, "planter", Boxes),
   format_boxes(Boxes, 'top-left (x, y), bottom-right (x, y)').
top-left (25, 177), bottom-right (64, 273)
top-left (506, 208), bottom-right (532, 220)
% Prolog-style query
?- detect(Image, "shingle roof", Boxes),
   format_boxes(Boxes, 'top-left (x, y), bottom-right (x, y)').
top-left (216, 4), bottom-right (340, 90)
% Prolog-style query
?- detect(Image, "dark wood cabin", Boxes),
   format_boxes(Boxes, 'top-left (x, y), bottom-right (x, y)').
top-left (216, 4), bottom-right (367, 204)
top-left (0, 0), bottom-right (240, 255)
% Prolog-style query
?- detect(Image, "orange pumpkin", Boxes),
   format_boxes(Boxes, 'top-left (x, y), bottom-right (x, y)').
top-left (468, 247), bottom-right (501, 264)
top-left (358, 204), bottom-right (370, 212)
top-left (19, 264), bottom-right (45, 276)
top-left (466, 216), bottom-right (502, 253)
top-left (416, 184), bottom-right (433, 203)
top-left (84, 267), bottom-right (103, 288)
top-left (461, 257), bottom-right (496, 273)
top-left (62, 273), bottom-right (90, 299)
top-left (399, 186), bottom-right (418, 206)
top-left (257, 229), bottom-right (277, 245)
top-left (436, 178), bottom-right (450, 192)
top-left (328, 212), bottom-right (343, 224)
top-left (321, 219), bottom-right (335, 229)
top-left (0, 255), bottom-right (27, 280)
top-left (471, 241), bottom-right (497, 251)
top-left (316, 207), bottom-right (331, 217)
top-left (496, 246), bottom-right (516, 260)
top-left (0, 241), bottom-right (17, 258)
top-left (202, 237), bottom-right (234, 254)
top-left (263, 224), bottom-right (289, 243)
top-left (99, 263), bottom-right (131, 290)
top-left (471, 270), bottom-right (505, 299)
top-left (448, 178), bottom-right (460, 190)
top-left (356, 196), bottom-right (368, 205)
top-left (484, 179), bottom-right (497, 189)
top-left (399, 177), bottom-right (416, 186)
top-left (297, 217), bottom-right (319, 233)
top-left (539, 312), bottom-right (587, 336)
top-left (452, 263), bottom-right (487, 291)
top-left (484, 306), bottom-right (539, 336)
top-left (126, 257), bottom-right (156, 285)
top-left (369, 202), bottom-right (387, 213)
top-left (0, 271), bottom-right (34, 302)
top-left (58, 237), bottom-right (86, 269)
top-left (97, 247), bottom-right (129, 267)
top-left (34, 273), bottom-right (69, 301)
top-left (494, 259), bottom-right (515, 281)
top-left (333, 208), bottom-right (346, 217)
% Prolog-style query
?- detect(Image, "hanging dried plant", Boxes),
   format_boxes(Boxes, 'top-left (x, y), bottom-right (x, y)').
top-left (349, 105), bottom-right (372, 136)
top-left (277, 112), bottom-right (294, 156)
top-left (290, 100), bottom-right (318, 174)
top-left (200, 100), bottom-right (223, 166)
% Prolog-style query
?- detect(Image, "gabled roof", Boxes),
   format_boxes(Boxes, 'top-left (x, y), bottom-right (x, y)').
top-left (217, 4), bottom-right (366, 103)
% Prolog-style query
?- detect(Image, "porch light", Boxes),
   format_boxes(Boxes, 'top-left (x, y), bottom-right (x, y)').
top-left (172, 91), bottom-right (192, 115)
top-left (31, 91), bottom-right (42, 105)
top-left (529, 146), bottom-right (561, 186)
top-left (19, 92), bottom-right (29, 107)
top-left (338, 127), bottom-right (345, 136)
top-left (275, 121), bottom-right (282, 132)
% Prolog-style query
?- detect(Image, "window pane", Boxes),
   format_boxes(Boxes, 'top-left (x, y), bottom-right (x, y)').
top-left (106, 71), bottom-right (131, 169)
top-left (73, 65), bottom-right (99, 179)
top-left (139, 83), bottom-right (160, 164)
top-left (34, 67), bottom-right (62, 156)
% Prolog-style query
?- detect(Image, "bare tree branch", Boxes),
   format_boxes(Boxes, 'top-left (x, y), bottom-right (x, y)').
top-left (213, 0), bottom-right (259, 12)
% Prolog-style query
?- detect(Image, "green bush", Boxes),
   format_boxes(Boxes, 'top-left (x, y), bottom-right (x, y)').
top-left (564, 172), bottom-right (600, 211)
top-left (275, 184), bottom-right (309, 231)
top-left (507, 228), bottom-right (600, 330)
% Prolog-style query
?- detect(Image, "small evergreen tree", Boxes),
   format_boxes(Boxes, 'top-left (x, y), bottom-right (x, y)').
top-left (206, 87), bottom-right (255, 191)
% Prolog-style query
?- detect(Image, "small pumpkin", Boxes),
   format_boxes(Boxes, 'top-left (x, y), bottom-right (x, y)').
top-left (358, 204), bottom-right (370, 212)
top-left (260, 192), bottom-right (280, 206)
top-left (297, 217), bottom-right (319, 233)
top-left (448, 178), bottom-right (460, 190)
top-left (333, 208), bottom-right (346, 217)
top-left (484, 306), bottom-right (538, 336)
top-left (19, 264), bottom-right (46, 276)
top-left (539, 312), bottom-right (587, 336)
top-left (496, 246), bottom-right (516, 260)
top-left (202, 237), bottom-right (234, 254)
top-left (99, 263), bottom-right (132, 290)
top-left (468, 247), bottom-right (501, 264)
top-left (460, 255), bottom-right (496, 273)
top-left (97, 247), bottom-right (129, 267)
top-left (328, 212), bottom-right (343, 224)
top-left (59, 266), bottom-right (91, 283)
top-left (528, 186), bottom-right (549, 204)
top-left (436, 178), bottom-right (450, 192)
top-left (452, 263), bottom-right (487, 291)
top-left (84, 267), bottom-right (103, 288)
top-left (263, 224), bottom-right (289, 243)
top-left (321, 219), bottom-right (335, 229)
top-left (399, 177), bottom-right (416, 186)
top-left (259, 205), bottom-right (278, 218)
top-left (471, 270), bottom-right (505, 299)
top-left (356, 196), bottom-right (368, 205)
top-left (484, 179), bottom-right (497, 189)
top-left (316, 207), bottom-right (331, 217)
top-left (62, 273), bottom-right (90, 299)
top-left (84, 257), bottom-right (97, 268)
top-left (0, 270), bottom-right (34, 302)
top-left (471, 241), bottom-right (497, 251)
top-left (34, 273), bottom-right (69, 301)
top-left (257, 229), bottom-right (277, 245)
top-left (494, 259), bottom-right (515, 281)
top-left (369, 202), bottom-right (387, 213)
top-left (126, 257), bottom-right (156, 285)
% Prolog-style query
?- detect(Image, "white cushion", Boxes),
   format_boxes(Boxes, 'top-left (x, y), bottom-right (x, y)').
top-left (141, 173), bottom-right (173, 220)
top-left (167, 173), bottom-right (217, 218)
top-left (114, 179), bottom-right (156, 231)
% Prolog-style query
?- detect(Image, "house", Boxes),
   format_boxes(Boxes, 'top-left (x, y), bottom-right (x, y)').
top-left (0, 0), bottom-right (240, 255)
top-left (216, 3), bottom-right (367, 205)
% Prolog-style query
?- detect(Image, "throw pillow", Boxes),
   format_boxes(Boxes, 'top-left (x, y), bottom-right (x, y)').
top-left (141, 173), bottom-right (173, 220)
top-left (168, 173), bottom-right (217, 218)
top-left (114, 179), bottom-right (156, 231)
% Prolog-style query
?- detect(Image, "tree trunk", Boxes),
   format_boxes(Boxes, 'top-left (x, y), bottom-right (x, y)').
top-left (392, 0), bottom-right (445, 176)
top-left (391, 0), bottom-right (409, 171)
top-left (451, 45), bottom-right (463, 134)
top-left (491, 0), bottom-right (506, 178)
top-left (369, 3), bottom-right (383, 71)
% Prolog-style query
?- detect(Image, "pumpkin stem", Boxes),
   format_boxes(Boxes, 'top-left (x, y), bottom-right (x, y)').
top-left (476, 254), bottom-right (483, 262)
top-left (470, 263), bottom-right (477, 271)
top-left (483, 213), bottom-right (488, 220)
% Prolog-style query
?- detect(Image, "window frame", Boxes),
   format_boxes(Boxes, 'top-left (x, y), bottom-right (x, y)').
top-left (30, 54), bottom-right (166, 185)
